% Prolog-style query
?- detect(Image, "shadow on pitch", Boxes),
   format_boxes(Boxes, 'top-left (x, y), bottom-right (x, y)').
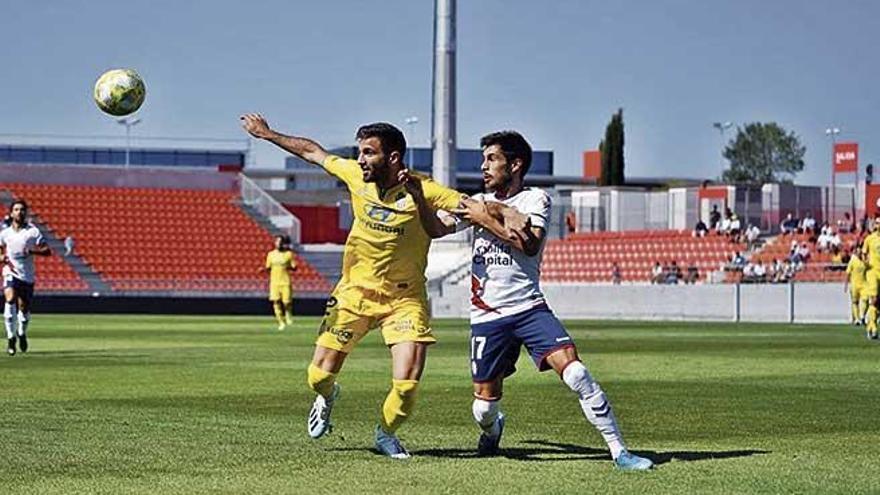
top-left (407, 440), bottom-right (769, 464)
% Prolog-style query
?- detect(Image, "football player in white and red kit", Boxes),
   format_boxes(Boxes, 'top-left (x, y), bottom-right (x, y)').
top-left (402, 131), bottom-right (652, 470)
top-left (0, 200), bottom-right (51, 356)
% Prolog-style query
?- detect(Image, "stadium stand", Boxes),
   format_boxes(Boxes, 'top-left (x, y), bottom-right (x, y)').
top-left (750, 232), bottom-right (860, 282)
top-left (542, 230), bottom-right (745, 283)
top-left (3, 183), bottom-right (331, 294)
top-left (33, 254), bottom-right (90, 292)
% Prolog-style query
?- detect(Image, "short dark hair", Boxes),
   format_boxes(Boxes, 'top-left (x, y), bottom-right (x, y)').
top-left (276, 234), bottom-right (291, 246)
top-left (9, 199), bottom-right (27, 212)
top-left (356, 122), bottom-right (407, 159)
top-left (480, 131), bottom-right (533, 178)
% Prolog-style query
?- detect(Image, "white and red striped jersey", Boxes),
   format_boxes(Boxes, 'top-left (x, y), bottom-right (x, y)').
top-left (468, 188), bottom-right (551, 323)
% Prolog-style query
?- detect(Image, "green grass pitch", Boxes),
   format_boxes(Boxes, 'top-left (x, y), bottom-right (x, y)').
top-left (2, 315), bottom-right (878, 494)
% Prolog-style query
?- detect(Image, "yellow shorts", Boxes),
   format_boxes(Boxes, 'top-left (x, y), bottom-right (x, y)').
top-left (269, 283), bottom-right (292, 303)
top-left (864, 270), bottom-right (879, 299)
top-left (850, 284), bottom-right (864, 303)
top-left (315, 284), bottom-right (434, 354)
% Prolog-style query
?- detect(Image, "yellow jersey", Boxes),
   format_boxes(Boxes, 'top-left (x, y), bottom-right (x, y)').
top-left (846, 254), bottom-right (867, 287)
top-left (863, 232), bottom-right (880, 270)
top-left (266, 249), bottom-right (296, 286)
top-left (323, 155), bottom-right (463, 295)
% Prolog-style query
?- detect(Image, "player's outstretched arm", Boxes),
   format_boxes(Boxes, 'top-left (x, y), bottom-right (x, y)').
top-left (398, 169), bottom-right (457, 239)
top-left (240, 113), bottom-right (329, 166)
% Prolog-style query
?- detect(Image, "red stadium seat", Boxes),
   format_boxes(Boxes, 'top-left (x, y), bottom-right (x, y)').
top-left (5, 183), bottom-right (332, 294)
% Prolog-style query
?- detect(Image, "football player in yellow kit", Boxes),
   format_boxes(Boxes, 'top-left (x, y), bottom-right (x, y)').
top-left (861, 223), bottom-right (880, 339)
top-left (844, 247), bottom-right (867, 326)
top-left (262, 234), bottom-right (297, 331)
top-left (241, 114), bottom-right (463, 458)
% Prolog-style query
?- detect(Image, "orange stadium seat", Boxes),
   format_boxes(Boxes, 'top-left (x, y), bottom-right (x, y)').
top-left (5, 183), bottom-right (332, 294)
top-left (543, 230), bottom-right (744, 283)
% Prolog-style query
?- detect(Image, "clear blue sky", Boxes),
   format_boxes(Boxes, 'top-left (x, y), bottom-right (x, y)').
top-left (1, 0), bottom-right (878, 185)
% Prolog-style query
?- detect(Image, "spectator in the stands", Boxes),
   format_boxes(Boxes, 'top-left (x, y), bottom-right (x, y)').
top-left (801, 211), bottom-right (816, 234)
top-left (709, 204), bottom-right (721, 231)
top-left (611, 262), bottom-right (622, 285)
top-left (728, 210), bottom-right (742, 242)
top-left (825, 246), bottom-right (845, 271)
top-left (665, 261), bottom-right (682, 284)
top-left (64, 235), bottom-right (75, 257)
top-left (791, 242), bottom-right (811, 268)
top-left (859, 214), bottom-right (870, 234)
top-left (685, 260), bottom-right (699, 284)
top-left (651, 261), bottom-right (664, 284)
top-left (565, 210), bottom-right (577, 236)
top-left (768, 258), bottom-right (782, 282)
top-left (693, 219), bottom-right (709, 238)
top-left (729, 251), bottom-right (746, 271)
top-left (745, 224), bottom-right (761, 250)
top-left (753, 261), bottom-right (767, 282)
top-left (837, 212), bottom-right (854, 234)
top-left (780, 212), bottom-right (798, 235)
top-left (779, 259), bottom-right (796, 282)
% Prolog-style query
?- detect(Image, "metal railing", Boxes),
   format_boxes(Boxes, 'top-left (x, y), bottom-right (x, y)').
top-left (239, 173), bottom-right (302, 245)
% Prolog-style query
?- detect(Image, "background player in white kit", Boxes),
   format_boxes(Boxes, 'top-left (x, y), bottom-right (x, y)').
top-left (0, 200), bottom-right (51, 356)
top-left (403, 131), bottom-right (653, 470)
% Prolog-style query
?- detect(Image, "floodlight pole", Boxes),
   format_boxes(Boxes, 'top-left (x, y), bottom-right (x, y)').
top-left (405, 116), bottom-right (418, 169)
top-left (117, 117), bottom-right (142, 168)
top-left (826, 127), bottom-right (840, 223)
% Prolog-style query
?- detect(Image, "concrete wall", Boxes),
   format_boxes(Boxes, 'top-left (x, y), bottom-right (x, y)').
top-left (431, 283), bottom-right (848, 323)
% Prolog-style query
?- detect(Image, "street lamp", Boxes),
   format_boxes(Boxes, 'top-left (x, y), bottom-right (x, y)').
top-left (404, 116), bottom-right (418, 169)
top-left (825, 127), bottom-right (841, 223)
top-left (117, 117), bottom-right (142, 168)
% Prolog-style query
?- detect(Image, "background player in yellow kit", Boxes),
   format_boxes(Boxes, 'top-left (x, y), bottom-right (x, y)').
top-left (241, 113), bottom-right (463, 459)
top-left (262, 234), bottom-right (297, 331)
top-left (844, 247), bottom-right (867, 327)
top-left (861, 223), bottom-right (880, 339)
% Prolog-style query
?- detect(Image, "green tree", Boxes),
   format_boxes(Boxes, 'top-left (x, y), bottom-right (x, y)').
top-left (598, 109), bottom-right (625, 186)
top-left (721, 122), bottom-right (805, 185)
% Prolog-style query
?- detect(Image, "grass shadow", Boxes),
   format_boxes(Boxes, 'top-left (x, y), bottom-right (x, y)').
top-left (408, 440), bottom-right (769, 464)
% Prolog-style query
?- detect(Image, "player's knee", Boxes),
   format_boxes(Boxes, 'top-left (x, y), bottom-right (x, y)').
top-left (472, 398), bottom-right (500, 428)
top-left (561, 360), bottom-right (599, 398)
top-left (4, 301), bottom-right (16, 318)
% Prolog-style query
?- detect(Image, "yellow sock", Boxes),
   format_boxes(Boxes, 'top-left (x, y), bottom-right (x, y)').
top-left (867, 306), bottom-right (877, 333)
top-left (272, 303), bottom-right (285, 325)
top-left (852, 302), bottom-right (860, 323)
top-left (860, 299), bottom-right (868, 322)
top-left (380, 379), bottom-right (419, 434)
top-left (284, 304), bottom-right (294, 324)
top-left (307, 363), bottom-right (337, 398)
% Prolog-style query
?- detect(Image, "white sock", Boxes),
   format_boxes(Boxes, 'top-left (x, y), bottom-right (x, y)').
top-left (4, 302), bottom-right (17, 340)
top-left (17, 311), bottom-right (29, 337)
top-left (472, 398), bottom-right (501, 435)
top-left (562, 361), bottom-right (626, 459)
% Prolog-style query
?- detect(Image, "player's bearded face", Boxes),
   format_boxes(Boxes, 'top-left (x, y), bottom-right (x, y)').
top-left (357, 137), bottom-right (390, 184)
top-left (10, 204), bottom-right (26, 224)
top-left (481, 144), bottom-right (513, 193)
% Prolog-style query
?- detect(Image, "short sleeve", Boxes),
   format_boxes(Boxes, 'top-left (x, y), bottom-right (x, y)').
top-left (288, 253), bottom-right (297, 269)
top-left (265, 253), bottom-right (272, 269)
top-left (321, 155), bottom-right (362, 187)
top-left (33, 229), bottom-right (46, 246)
top-left (421, 177), bottom-right (466, 211)
top-left (521, 190), bottom-right (551, 229)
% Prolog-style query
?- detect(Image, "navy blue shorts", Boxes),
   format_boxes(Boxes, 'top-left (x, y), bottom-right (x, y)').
top-left (3, 276), bottom-right (34, 302)
top-left (470, 304), bottom-right (577, 382)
